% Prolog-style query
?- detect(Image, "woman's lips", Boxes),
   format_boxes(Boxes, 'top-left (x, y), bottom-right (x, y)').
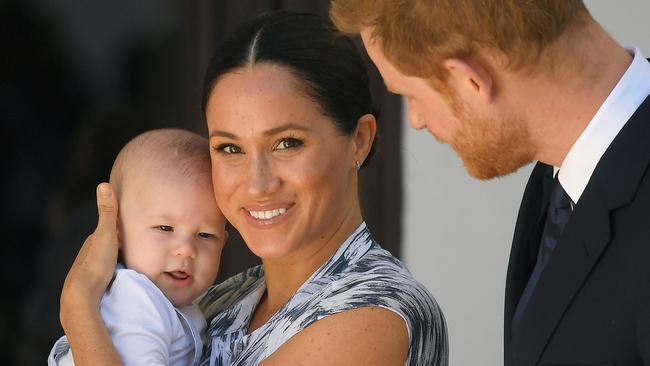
top-left (247, 207), bottom-right (287, 219)
top-left (243, 204), bottom-right (293, 227)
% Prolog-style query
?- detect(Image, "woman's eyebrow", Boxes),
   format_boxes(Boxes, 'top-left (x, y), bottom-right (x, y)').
top-left (209, 123), bottom-right (311, 139)
top-left (209, 130), bottom-right (238, 139)
top-left (263, 123), bottom-right (311, 136)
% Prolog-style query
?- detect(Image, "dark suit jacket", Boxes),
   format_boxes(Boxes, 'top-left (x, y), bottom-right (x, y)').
top-left (504, 93), bottom-right (650, 366)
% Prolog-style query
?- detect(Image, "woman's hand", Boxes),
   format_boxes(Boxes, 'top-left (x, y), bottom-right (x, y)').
top-left (60, 183), bottom-right (123, 365)
top-left (61, 182), bottom-right (119, 310)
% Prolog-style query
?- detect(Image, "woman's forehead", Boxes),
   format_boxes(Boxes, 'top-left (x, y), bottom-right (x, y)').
top-left (205, 65), bottom-right (330, 134)
top-left (212, 63), bottom-right (304, 97)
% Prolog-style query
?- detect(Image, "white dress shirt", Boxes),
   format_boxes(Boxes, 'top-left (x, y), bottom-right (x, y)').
top-left (558, 47), bottom-right (650, 204)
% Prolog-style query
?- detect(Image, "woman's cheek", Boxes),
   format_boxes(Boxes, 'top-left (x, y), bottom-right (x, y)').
top-left (212, 163), bottom-right (245, 218)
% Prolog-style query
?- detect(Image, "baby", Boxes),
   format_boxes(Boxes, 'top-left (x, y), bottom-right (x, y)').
top-left (49, 128), bottom-right (227, 365)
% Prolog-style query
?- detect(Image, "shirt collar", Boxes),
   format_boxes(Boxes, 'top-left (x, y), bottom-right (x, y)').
top-left (558, 47), bottom-right (650, 204)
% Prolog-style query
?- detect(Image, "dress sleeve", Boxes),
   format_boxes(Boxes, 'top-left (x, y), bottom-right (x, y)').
top-left (311, 270), bottom-right (448, 366)
top-left (100, 269), bottom-right (179, 366)
top-left (47, 335), bottom-right (75, 366)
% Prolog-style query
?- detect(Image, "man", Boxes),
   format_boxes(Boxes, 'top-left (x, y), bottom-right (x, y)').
top-left (331, 1), bottom-right (650, 365)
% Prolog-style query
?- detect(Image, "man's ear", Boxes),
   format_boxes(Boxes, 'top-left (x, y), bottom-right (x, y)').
top-left (443, 58), bottom-right (495, 104)
top-left (352, 114), bottom-right (377, 166)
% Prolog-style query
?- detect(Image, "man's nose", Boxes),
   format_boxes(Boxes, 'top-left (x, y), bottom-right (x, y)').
top-left (406, 102), bottom-right (426, 130)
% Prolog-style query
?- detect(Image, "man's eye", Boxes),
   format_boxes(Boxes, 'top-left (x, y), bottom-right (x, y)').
top-left (275, 138), bottom-right (303, 150)
top-left (216, 144), bottom-right (242, 154)
top-left (198, 232), bottom-right (215, 239)
top-left (157, 225), bottom-right (174, 232)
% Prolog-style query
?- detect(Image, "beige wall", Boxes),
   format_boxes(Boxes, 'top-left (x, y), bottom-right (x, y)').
top-left (401, 2), bottom-right (650, 365)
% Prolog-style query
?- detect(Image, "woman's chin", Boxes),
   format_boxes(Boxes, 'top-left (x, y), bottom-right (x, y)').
top-left (244, 241), bottom-right (292, 262)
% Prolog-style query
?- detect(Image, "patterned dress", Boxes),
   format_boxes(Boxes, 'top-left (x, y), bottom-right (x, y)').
top-left (199, 223), bottom-right (448, 366)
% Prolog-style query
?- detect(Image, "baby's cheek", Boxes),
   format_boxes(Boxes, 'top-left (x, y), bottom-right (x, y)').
top-left (201, 247), bottom-right (222, 281)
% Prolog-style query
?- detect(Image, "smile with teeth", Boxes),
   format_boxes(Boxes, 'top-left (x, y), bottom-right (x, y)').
top-left (248, 207), bottom-right (287, 220)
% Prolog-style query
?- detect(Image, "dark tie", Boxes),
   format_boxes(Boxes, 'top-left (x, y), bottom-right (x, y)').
top-left (512, 175), bottom-right (573, 329)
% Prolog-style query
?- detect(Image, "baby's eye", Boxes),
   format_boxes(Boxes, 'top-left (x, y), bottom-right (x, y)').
top-left (275, 138), bottom-right (303, 150)
top-left (198, 232), bottom-right (216, 239)
top-left (215, 144), bottom-right (242, 154)
top-left (157, 225), bottom-right (174, 232)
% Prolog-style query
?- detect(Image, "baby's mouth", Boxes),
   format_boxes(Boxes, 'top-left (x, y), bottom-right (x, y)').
top-left (166, 271), bottom-right (191, 280)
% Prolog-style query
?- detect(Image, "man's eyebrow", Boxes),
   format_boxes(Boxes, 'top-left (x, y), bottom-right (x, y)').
top-left (209, 123), bottom-right (311, 140)
top-left (384, 83), bottom-right (398, 94)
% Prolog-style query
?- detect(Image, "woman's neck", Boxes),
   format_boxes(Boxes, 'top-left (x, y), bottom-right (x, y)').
top-left (249, 206), bottom-right (363, 331)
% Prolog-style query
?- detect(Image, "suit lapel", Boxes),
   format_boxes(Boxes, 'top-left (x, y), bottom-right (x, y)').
top-left (509, 184), bottom-right (611, 365)
top-left (507, 95), bottom-right (650, 365)
top-left (504, 162), bottom-right (552, 344)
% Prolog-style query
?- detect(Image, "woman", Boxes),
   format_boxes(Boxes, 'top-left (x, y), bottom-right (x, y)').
top-left (60, 11), bottom-right (447, 366)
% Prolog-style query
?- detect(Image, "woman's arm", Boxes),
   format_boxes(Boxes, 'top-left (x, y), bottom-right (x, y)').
top-left (59, 183), bottom-right (123, 366)
top-left (259, 307), bottom-right (409, 366)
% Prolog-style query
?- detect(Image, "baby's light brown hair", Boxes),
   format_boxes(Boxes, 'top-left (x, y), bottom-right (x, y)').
top-left (109, 128), bottom-right (212, 201)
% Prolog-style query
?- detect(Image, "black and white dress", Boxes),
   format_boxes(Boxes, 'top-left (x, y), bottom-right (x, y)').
top-left (199, 223), bottom-right (448, 366)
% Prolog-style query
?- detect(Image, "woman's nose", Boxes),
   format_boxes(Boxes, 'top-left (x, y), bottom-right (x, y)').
top-left (247, 154), bottom-right (280, 196)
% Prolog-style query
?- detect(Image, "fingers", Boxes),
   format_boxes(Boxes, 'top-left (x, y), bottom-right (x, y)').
top-left (96, 183), bottom-right (118, 235)
top-left (61, 183), bottom-right (120, 305)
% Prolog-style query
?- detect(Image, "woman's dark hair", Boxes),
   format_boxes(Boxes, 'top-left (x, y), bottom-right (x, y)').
top-left (201, 10), bottom-right (377, 167)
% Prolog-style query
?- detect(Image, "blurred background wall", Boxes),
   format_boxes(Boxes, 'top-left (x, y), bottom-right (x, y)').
top-left (402, 1), bottom-right (650, 365)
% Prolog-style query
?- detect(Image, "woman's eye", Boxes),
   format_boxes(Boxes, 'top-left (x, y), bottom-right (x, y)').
top-left (157, 225), bottom-right (174, 232)
top-left (215, 144), bottom-right (242, 154)
top-left (275, 138), bottom-right (303, 150)
top-left (198, 232), bottom-right (216, 239)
